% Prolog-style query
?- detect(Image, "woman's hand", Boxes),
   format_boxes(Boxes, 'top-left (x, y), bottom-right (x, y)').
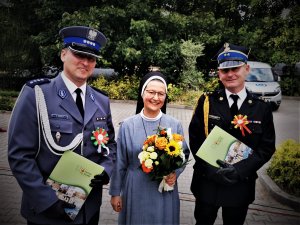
top-left (111, 196), bottom-right (122, 212)
top-left (164, 172), bottom-right (176, 186)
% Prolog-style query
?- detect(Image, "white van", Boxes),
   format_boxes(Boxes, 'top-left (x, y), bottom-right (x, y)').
top-left (245, 61), bottom-right (282, 110)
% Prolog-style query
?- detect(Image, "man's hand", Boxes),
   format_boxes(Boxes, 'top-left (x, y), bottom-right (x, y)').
top-left (43, 199), bottom-right (75, 221)
top-left (212, 160), bottom-right (240, 185)
top-left (90, 170), bottom-right (110, 188)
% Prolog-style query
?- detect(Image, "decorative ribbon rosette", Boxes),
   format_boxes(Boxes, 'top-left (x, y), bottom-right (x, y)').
top-left (231, 114), bottom-right (252, 136)
top-left (91, 127), bottom-right (110, 156)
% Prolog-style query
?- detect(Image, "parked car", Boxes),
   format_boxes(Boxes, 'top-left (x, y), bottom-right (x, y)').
top-left (43, 66), bottom-right (60, 78)
top-left (91, 68), bottom-right (118, 79)
top-left (245, 61), bottom-right (282, 111)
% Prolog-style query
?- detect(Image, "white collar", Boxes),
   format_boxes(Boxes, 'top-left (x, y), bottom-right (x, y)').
top-left (140, 109), bottom-right (162, 121)
top-left (225, 87), bottom-right (247, 101)
top-left (61, 72), bottom-right (87, 97)
top-left (225, 87), bottom-right (247, 108)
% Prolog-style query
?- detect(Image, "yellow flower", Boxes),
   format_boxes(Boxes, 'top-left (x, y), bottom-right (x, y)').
top-left (165, 140), bottom-right (181, 156)
top-left (155, 137), bottom-right (168, 150)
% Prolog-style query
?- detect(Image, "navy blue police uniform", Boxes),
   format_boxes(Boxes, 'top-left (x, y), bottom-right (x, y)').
top-left (8, 26), bottom-right (117, 225)
top-left (189, 43), bottom-right (276, 225)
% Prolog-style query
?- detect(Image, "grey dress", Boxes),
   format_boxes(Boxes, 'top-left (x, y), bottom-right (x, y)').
top-left (109, 113), bottom-right (190, 225)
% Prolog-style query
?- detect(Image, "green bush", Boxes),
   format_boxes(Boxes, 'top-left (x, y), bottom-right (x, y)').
top-left (267, 139), bottom-right (300, 197)
top-left (0, 90), bottom-right (19, 98)
top-left (280, 77), bottom-right (300, 96)
top-left (90, 75), bottom-right (140, 100)
top-left (0, 90), bottom-right (18, 111)
top-left (0, 96), bottom-right (15, 111)
top-left (167, 83), bottom-right (184, 102)
top-left (202, 77), bottom-right (221, 92)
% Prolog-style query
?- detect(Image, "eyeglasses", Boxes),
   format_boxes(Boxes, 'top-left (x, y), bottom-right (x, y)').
top-left (145, 90), bottom-right (166, 99)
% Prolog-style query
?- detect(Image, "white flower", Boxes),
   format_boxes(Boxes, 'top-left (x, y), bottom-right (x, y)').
top-left (147, 146), bottom-right (155, 152)
top-left (180, 151), bottom-right (185, 160)
top-left (155, 161), bottom-right (159, 165)
top-left (149, 152), bottom-right (158, 160)
top-left (144, 159), bottom-right (153, 168)
top-left (138, 151), bottom-right (150, 163)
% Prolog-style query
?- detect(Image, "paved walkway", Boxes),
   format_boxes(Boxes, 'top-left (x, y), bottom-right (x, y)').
top-left (0, 101), bottom-right (299, 225)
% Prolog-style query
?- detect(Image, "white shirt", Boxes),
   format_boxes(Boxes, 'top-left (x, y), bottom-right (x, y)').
top-left (225, 87), bottom-right (247, 109)
top-left (61, 72), bottom-right (87, 109)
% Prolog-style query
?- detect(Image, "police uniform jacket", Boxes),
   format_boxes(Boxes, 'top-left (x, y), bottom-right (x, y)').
top-left (8, 74), bottom-right (117, 224)
top-left (189, 89), bottom-right (275, 207)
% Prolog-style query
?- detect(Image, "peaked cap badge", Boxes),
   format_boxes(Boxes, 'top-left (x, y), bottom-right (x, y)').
top-left (87, 29), bottom-right (97, 41)
top-left (224, 43), bottom-right (230, 52)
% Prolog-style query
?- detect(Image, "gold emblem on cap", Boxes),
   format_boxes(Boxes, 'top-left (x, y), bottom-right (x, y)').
top-left (87, 29), bottom-right (97, 41)
top-left (224, 43), bottom-right (230, 52)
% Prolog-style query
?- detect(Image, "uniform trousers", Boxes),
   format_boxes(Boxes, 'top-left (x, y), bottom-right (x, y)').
top-left (194, 198), bottom-right (248, 225)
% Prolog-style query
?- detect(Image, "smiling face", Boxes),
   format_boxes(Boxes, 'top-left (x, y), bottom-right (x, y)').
top-left (142, 80), bottom-right (167, 118)
top-left (218, 64), bottom-right (250, 93)
top-left (60, 48), bottom-right (97, 87)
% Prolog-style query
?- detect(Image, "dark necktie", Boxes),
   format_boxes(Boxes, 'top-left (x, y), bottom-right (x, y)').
top-left (230, 94), bottom-right (239, 116)
top-left (75, 88), bottom-right (84, 118)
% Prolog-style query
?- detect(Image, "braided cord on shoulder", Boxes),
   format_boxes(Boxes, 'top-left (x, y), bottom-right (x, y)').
top-left (203, 94), bottom-right (209, 137)
top-left (35, 85), bottom-right (83, 155)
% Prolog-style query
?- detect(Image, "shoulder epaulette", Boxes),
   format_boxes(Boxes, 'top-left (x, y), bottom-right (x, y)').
top-left (91, 86), bottom-right (108, 96)
top-left (26, 78), bottom-right (51, 88)
top-left (203, 91), bottom-right (213, 96)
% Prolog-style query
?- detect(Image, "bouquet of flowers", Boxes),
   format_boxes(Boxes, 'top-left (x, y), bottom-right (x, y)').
top-left (138, 126), bottom-right (187, 192)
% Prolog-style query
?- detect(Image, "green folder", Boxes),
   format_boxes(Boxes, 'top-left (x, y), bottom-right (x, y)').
top-left (46, 151), bottom-right (104, 220)
top-left (196, 126), bottom-right (252, 168)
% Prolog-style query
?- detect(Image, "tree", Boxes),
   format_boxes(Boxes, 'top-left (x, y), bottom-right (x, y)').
top-left (1, 0), bottom-right (299, 84)
top-left (180, 40), bottom-right (205, 90)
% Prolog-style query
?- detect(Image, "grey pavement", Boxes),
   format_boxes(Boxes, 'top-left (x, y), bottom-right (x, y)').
top-left (0, 100), bottom-right (300, 225)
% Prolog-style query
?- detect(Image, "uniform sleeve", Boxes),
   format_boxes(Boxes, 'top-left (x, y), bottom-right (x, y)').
top-left (109, 122), bottom-right (129, 196)
top-left (100, 99), bottom-right (117, 177)
top-left (188, 95), bottom-right (207, 158)
top-left (234, 104), bottom-right (276, 178)
top-left (7, 85), bottom-right (58, 214)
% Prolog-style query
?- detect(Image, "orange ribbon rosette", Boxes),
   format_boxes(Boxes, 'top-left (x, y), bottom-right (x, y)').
top-left (231, 114), bottom-right (252, 136)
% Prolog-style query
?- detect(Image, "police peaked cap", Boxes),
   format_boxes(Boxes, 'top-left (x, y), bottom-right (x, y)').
top-left (59, 26), bottom-right (107, 58)
top-left (217, 43), bottom-right (250, 69)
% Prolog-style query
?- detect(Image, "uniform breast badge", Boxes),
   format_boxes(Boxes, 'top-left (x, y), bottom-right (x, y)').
top-left (91, 128), bottom-right (110, 156)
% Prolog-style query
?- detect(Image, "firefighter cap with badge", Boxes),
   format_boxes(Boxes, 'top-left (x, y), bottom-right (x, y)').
top-left (59, 26), bottom-right (107, 58)
top-left (216, 43), bottom-right (250, 69)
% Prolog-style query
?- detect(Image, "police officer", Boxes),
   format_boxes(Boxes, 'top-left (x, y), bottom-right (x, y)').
top-left (8, 26), bottom-right (117, 225)
top-left (189, 43), bottom-right (276, 225)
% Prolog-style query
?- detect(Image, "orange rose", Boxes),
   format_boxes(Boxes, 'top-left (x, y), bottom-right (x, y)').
top-left (172, 133), bottom-right (184, 142)
top-left (155, 137), bottom-right (168, 150)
